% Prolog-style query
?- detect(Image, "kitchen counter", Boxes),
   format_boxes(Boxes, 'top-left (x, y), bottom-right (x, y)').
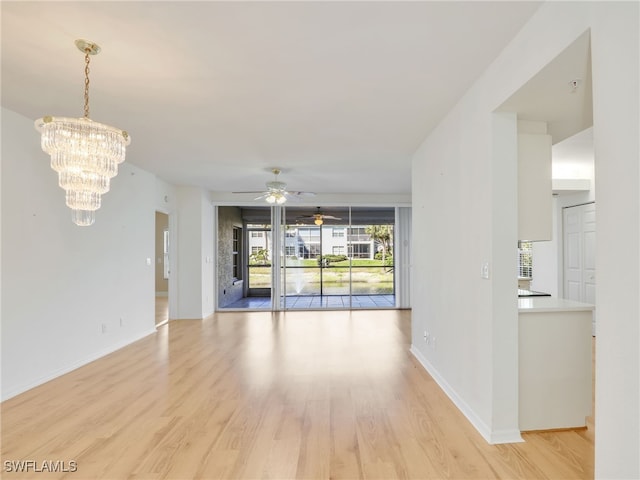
top-left (518, 296), bottom-right (593, 431)
top-left (518, 296), bottom-right (594, 312)
top-left (518, 288), bottom-right (551, 298)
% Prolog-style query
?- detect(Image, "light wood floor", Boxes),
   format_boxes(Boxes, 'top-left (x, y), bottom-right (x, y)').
top-left (1, 309), bottom-right (594, 479)
top-left (155, 295), bottom-right (169, 326)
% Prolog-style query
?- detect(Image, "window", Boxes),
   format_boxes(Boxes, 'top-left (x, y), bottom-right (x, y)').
top-left (285, 246), bottom-right (296, 256)
top-left (518, 241), bottom-right (532, 278)
top-left (332, 228), bottom-right (345, 237)
top-left (297, 228), bottom-right (320, 241)
top-left (251, 231), bottom-right (263, 238)
top-left (348, 243), bottom-right (371, 258)
top-left (232, 227), bottom-right (241, 280)
top-left (285, 230), bottom-right (297, 237)
top-left (251, 246), bottom-right (262, 255)
top-left (332, 246), bottom-right (345, 255)
top-left (348, 227), bottom-right (369, 242)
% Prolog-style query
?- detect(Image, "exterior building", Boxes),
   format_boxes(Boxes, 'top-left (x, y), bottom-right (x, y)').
top-left (247, 226), bottom-right (381, 261)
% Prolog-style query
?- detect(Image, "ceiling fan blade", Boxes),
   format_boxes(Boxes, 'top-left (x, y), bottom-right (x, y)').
top-left (287, 191), bottom-right (316, 197)
top-left (294, 214), bottom-right (342, 221)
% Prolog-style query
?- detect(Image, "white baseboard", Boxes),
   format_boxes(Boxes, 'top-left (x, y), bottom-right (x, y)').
top-left (489, 428), bottom-right (525, 444)
top-left (1, 329), bottom-right (157, 402)
top-left (410, 344), bottom-right (523, 445)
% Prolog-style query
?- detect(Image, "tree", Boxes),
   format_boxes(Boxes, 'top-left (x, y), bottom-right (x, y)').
top-left (250, 248), bottom-right (270, 265)
top-left (365, 225), bottom-right (392, 263)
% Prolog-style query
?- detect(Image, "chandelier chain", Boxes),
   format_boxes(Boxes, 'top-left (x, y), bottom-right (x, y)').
top-left (83, 51), bottom-right (91, 119)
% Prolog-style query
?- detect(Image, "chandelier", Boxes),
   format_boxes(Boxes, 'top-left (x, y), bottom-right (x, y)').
top-left (35, 39), bottom-right (131, 226)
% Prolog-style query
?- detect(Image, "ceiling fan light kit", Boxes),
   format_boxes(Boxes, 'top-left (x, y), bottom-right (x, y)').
top-left (264, 170), bottom-right (287, 204)
top-left (265, 192), bottom-right (287, 204)
top-left (297, 207), bottom-right (342, 226)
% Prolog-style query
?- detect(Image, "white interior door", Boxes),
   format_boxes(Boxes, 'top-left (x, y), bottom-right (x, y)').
top-left (563, 203), bottom-right (596, 334)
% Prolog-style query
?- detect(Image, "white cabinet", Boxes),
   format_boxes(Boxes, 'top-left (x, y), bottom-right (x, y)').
top-left (518, 132), bottom-right (552, 241)
top-left (518, 297), bottom-right (593, 431)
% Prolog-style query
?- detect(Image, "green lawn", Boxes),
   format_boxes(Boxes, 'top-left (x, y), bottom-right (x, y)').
top-left (284, 259), bottom-right (392, 267)
top-left (247, 261), bottom-right (394, 294)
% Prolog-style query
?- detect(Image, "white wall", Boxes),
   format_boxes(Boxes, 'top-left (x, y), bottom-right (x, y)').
top-left (155, 178), bottom-right (178, 319)
top-left (590, 2), bottom-right (639, 478)
top-left (210, 191), bottom-right (411, 207)
top-left (411, 3), bottom-right (639, 476)
top-left (175, 186), bottom-right (214, 319)
top-left (530, 196), bottom-right (560, 297)
top-left (201, 196), bottom-right (215, 316)
top-left (1, 107), bottom-right (157, 400)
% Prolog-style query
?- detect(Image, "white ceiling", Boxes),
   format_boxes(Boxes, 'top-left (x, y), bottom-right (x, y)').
top-left (2, 1), bottom-right (544, 196)
top-left (497, 30), bottom-right (594, 180)
top-left (498, 30), bottom-right (593, 145)
top-left (552, 126), bottom-right (594, 179)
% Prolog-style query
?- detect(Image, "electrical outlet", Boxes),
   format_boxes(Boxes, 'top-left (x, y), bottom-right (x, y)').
top-left (101, 323), bottom-right (107, 334)
top-left (120, 317), bottom-right (124, 327)
top-left (432, 337), bottom-right (437, 349)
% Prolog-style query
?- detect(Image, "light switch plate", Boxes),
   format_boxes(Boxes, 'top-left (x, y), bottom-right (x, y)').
top-left (481, 262), bottom-right (490, 279)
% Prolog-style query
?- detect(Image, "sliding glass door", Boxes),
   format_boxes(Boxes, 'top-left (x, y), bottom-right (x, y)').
top-left (216, 205), bottom-right (398, 310)
top-left (280, 206), bottom-right (394, 309)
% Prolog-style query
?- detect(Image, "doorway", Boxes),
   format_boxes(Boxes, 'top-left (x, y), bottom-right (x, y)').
top-left (247, 224), bottom-right (273, 297)
top-left (563, 202), bottom-right (596, 334)
top-left (155, 211), bottom-right (170, 326)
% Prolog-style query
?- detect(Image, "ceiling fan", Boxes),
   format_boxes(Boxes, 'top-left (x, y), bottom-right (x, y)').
top-left (233, 168), bottom-right (315, 204)
top-left (297, 207), bottom-right (342, 225)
